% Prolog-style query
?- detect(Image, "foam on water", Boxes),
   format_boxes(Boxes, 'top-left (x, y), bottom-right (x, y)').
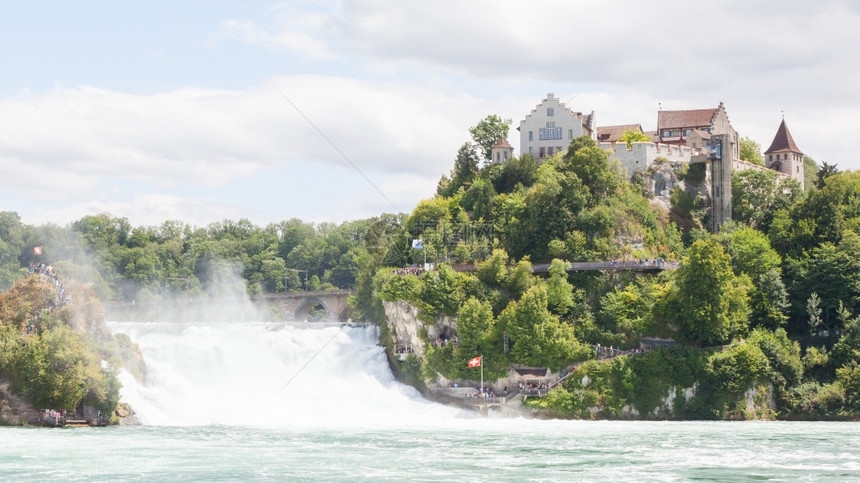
top-left (110, 320), bottom-right (467, 428)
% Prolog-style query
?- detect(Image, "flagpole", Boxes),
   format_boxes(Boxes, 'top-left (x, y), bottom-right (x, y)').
top-left (480, 354), bottom-right (483, 395)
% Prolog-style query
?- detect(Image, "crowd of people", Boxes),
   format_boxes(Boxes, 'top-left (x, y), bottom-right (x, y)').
top-left (466, 387), bottom-right (499, 400)
top-left (594, 344), bottom-right (646, 360)
top-left (430, 335), bottom-right (458, 348)
top-left (39, 409), bottom-right (66, 427)
top-left (392, 265), bottom-right (424, 276)
top-left (610, 257), bottom-right (673, 268)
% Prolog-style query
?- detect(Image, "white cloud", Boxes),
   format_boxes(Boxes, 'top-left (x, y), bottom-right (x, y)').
top-left (3, 0), bottom-right (860, 228)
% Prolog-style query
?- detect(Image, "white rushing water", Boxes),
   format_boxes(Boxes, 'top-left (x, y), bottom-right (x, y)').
top-left (111, 321), bottom-right (466, 428)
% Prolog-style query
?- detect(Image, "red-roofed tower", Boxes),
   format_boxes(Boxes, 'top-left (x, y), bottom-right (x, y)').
top-left (764, 118), bottom-right (805, 189)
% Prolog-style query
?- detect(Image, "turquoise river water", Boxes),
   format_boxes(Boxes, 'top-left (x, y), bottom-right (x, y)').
top-left (1, 321), bottom-right (858, 481)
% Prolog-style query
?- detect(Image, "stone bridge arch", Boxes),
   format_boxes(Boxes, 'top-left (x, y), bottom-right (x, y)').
top-left (251, 290), bottom-right (352, 322)
top-left (294, 296), bottom-right (330, 321)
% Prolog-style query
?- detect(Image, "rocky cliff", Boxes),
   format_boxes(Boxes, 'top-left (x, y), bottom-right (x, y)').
top-left (383, 300), bottom-right (456, 358)
top-left (0, 379), bottom-right (38, 425)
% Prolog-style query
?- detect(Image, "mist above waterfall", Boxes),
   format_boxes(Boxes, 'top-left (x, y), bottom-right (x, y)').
top-left (110, 321), bottom-right (465, 428)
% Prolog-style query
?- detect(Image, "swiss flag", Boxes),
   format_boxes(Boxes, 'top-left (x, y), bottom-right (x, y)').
top-left (33, 246), bottom-right (42, 256)
top-left (468, 356), bottom-right (482, 368)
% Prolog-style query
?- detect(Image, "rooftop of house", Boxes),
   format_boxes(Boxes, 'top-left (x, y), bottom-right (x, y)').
top-left (657, 106), bottom-right (719, 130)
top-left (492, 138), bottom-right (513, 149)
top-left (764, 119), bottom-right (803, 155)
top-left (597, 124), bottom-right (644, 143)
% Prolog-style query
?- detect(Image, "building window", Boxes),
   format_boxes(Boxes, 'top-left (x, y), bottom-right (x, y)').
top-left (540, 122), bottom-right (562, 140)
top-left (568, 129), bottom-right (573, 139)
top-left (716, 186), bottom-right (720, 197)
top-left (529, 131), bottom-right (533, 141)
top-left (547, 107), bottom-right (554, 116)
top-left (529, 147), bottom-right (533, 155)
top-left (548, 147), bottom-right (554, 156)
top-left (539, 147), bottom-right (546, 158)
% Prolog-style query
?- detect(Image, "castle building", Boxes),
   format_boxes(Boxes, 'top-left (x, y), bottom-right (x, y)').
top-left (656, 102), bottom-right (738, 159)
top-left (518, 93), bottom-right (595, 159)
top-left (491, 138), bottom-right (514, 165)
top-left (764, 119), bottom-right (805, 190)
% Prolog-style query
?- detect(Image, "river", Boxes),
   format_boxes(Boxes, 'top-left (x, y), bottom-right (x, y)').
top-left (1, 321), bottom-right (858, 481)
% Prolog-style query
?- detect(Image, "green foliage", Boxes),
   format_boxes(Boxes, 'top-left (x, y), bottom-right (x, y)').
top-left (563, 142), bottom-right (620, 207)
top-left (619, 129), bottom-right (650, 148)
top-left (526, 385), bottom-right (600, 418)
top-left (784, 232), bottom-right (860, 328)
top-left (455, 297), bottom-right (496, 360)
top-left (683, 163), bottom-right (707, 186)
top-left (504, 257), bottom-right (535, 299)
top-left (545, 259), bottom-right (574, 315)
top-left (476, 249), bottom-right (509, 288)
top-left (437, 143), bottom-right (480, 198)
top-left (803, 156), bottom-right (819, 191)
top-left (398, 354), bottom-right (425, 391)
top-left (500, 285), bottom-right (587, 371)
top-left (747, 328), bottom-right (803, 391)
top-left (731, 169), bottom-right (802, 230)
top-left (739, 136), bottom-right (764, 166)
top-left (469, 114), bottom-right (512, 164)
top-left (0, 277), bottom-right (121, 414)
top-left (664, 239), bottom-right (751, 346)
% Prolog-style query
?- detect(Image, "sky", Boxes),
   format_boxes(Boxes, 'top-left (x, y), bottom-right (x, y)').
top-left (1, 0), bottom-right (859, 229)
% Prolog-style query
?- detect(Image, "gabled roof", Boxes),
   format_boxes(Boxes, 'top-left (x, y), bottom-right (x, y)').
top-left (492, 138), bottom-right (513, 149)
top-left (764, 119), bottom-right (802, 155)
top-left (657, 107), bottom-right (719, 130)
top-left (597, 124), bottom-right (643, 143)
top-left (688, 129), bottom-right (712, 140)
top-left (519, 93), bottom-right (585, 127)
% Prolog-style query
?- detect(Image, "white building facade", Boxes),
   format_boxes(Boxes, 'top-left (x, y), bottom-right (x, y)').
top-left (518, 93), bottom-right (595, 159)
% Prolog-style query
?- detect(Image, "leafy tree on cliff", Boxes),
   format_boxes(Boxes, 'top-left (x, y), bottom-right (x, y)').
top-left (620, 129), bottom-right (651, 148)
top-left (783, 232), bottom-right (860, 328)
top-left (437, 143), bottom-right (480, 198)
top-left (469, 115), bottom-right (512, 164)
top-left (0, 212), bottom-right (29, 290)
top-left (731, 169), bottom-right (802, 230)
top-left (739, 136), bottom-right (764, 166)
top-left (562, 138), bottom-right (620, 207)
top-left (454, 297), bottom-right (504, 372)
top-left (545, 258), bottom-right (574, 315)
top-left (498, 285), bottom-right (586, 370)
top-left (664, 239), bottom-right (751, 346)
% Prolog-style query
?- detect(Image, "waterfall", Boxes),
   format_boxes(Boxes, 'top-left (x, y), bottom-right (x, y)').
top-left (110, 321), bottom-right (464, 428)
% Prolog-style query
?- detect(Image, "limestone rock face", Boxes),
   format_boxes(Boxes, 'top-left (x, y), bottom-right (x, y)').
top-left (0, 379), bottom-right (38, 425)
top-left (640, 160), bottom-right (711, 213)
top-left (383, 300), bottom-right (457, 358)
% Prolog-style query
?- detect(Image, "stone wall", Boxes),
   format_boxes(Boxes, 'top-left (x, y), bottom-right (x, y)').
top-left (602, 141), bottom-right (693, 176)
